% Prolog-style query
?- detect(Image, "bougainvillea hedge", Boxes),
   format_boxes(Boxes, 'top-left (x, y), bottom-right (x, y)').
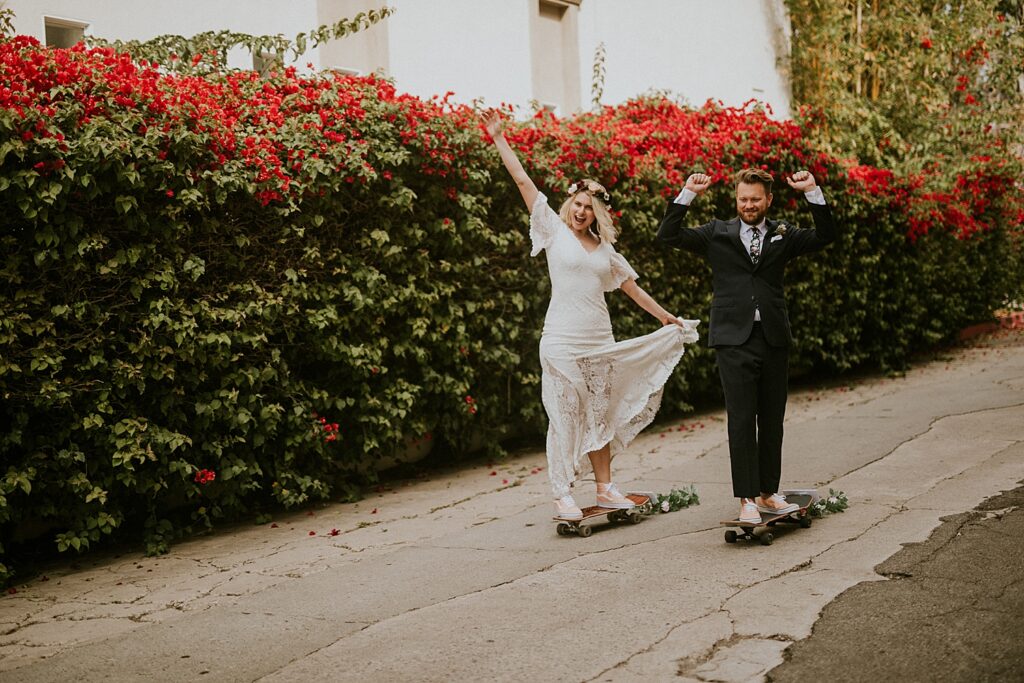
top-left (0, 37), bottom-right (1020, 580)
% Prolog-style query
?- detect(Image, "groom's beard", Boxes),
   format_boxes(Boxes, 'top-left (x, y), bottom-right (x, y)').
top-left (740, 208), bottom-right (768, 225)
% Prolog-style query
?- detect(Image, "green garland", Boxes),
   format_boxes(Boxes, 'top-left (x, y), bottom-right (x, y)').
top-left (809, 489), bottom-right (850, 518)
top-left (653, 485), bottom-right (701, 514)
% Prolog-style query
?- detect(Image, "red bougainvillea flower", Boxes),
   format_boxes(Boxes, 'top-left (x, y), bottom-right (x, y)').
top-left (920, 37), bottom-right (933, 49)
top-left (329, 528), bottom-right (340, 536)
top-left (194, 469), bottom-right (216, 485)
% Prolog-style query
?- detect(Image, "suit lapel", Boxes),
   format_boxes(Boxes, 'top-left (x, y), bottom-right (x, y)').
top-left (726, 219), bottom-right (746, 262)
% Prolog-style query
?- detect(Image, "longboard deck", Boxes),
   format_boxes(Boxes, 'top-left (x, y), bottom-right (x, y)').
top-left (554, 493), bottom-right (654, 537)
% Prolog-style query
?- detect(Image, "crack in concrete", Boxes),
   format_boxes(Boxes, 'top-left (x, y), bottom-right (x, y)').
top-left (583, 609), bottom-right (722, 682)
top-left (587, 538), bottom-right (850, 680)
top-left (423, 544), bottom-right (556, 554)
top-left (680, 631), bottom-right (748, 680)
top-left (819, 402), bottom-right (1024, 489)
top-left (0, 640), bottom-right (61, 649)
top-left (570, 566), bottom-right (628, 576)
top-left (427, 494), bottom-right (478, 514)
top-left (470, 517), bottom-right (500, 526)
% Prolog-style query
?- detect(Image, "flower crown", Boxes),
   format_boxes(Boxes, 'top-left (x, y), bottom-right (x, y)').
top-left (567, 180), bottom-right (611, 203)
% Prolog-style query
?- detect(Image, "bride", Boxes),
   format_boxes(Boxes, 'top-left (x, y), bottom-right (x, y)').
top-left (481, 110), bottom-right (699, 521)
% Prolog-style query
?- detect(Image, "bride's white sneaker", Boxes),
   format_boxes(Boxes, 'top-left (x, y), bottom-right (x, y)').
top-left (554, 494), bottom-right (583, 521)
top-left (596, 482), bottom-right (635, 509)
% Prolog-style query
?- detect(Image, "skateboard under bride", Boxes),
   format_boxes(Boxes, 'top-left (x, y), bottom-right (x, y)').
top-left (554, 492), bottom-right (656, 538)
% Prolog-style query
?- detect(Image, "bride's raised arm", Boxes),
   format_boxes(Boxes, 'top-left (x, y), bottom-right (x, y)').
top-left (480, 109), bottom-right (539, 211)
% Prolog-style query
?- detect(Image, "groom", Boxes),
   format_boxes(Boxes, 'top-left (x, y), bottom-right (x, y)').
top-left (657, 169), bottom-right (837, 523)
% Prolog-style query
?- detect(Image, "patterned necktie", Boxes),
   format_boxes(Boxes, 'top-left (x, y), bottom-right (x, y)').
top-left (749, 226), bottom-right (761, 264)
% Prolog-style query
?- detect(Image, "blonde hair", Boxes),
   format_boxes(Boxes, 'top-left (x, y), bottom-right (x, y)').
top-left (558, 179), bottom-right (617, 245)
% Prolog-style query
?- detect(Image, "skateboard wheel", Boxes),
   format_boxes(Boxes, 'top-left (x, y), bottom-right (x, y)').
top-left (760, 532), bottom-right (774, 546)
top-left (577, 525), bottom-right (593, 538)
top-left (607, 511), bottom-right (622, 523)
top-left (556, 523), bottom-right (570, 536)
top-left (724, 530), bottom-right (738, 543)
top-left (628, 512), bottom-right (642, 525)
top-left (799, 516), bottom-right (812, 529)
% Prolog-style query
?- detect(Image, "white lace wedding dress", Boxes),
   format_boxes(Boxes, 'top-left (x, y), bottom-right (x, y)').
top-left (530, 193), bottom-right (700, 499)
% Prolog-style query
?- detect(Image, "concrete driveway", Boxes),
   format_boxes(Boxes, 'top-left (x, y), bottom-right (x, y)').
top-left (2, 328), bottom-right (1022, 682)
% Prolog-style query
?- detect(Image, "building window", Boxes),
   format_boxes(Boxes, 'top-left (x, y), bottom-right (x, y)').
top-left (540, 0), bottom-right (568, 21)
top-left (530, 0), bottom-right (582, 114)
top-left (44, 17), bottom-right (88, 49)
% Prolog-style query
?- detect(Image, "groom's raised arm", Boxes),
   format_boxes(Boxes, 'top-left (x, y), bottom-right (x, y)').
top-left (783, 172), bottom-right (839, 256)
top-left (657, 175), bottom-right (713, 254)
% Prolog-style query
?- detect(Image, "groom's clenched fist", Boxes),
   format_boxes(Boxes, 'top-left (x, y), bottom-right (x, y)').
top-left (785, 170), bottom-right (817, 193)
top-left (684, 173), bottom-right (713, 194)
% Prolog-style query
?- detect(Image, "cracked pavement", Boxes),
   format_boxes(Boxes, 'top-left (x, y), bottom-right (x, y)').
top-left (1, 328), bottom-right (1022, 682)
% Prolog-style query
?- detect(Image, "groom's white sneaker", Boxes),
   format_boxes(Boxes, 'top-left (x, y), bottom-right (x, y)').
top-left (739, 499), bottom-right (762, 524)
top-left (755, 492), bottom-right (799, 515)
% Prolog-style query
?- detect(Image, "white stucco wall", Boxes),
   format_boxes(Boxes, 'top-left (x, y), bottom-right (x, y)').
top-left (377, 0), bottom-right (791, 116)
top-left (6, 0), bottom-right (322, 70)
top-left (385, 0), bottom-right (534, 108)
top-left (577, 0), bottom-right (792, 117)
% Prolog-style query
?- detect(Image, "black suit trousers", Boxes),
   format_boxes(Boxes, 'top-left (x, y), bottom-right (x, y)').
top-left (715, 323), bottom-right (789, 498)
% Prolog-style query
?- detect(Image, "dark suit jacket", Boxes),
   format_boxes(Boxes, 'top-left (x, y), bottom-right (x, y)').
top-left (657, 201), bottom-right (837, 348)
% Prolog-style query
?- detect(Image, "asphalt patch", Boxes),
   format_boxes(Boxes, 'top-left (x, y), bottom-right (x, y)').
top-left (769, 481), bottom-right (1024, 682)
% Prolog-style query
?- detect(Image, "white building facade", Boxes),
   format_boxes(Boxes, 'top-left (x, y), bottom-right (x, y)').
top-left (9, 0), bottom-right (792, 117)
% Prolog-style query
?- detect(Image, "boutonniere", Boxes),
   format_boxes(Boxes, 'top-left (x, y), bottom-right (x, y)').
top-left (771, 222), bottom-right (788, 242)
